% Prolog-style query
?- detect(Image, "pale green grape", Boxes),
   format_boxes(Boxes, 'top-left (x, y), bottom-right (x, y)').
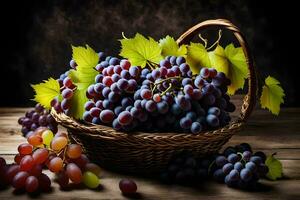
top-left (42, 130), bottom-right (54, 146)
top-left (82, 171), bottom-right (100, 189)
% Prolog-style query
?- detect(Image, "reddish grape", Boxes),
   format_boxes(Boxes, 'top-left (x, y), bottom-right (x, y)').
top-left (32, 148), bottom-right (49, 164)
top-left (160, 67), bottom-right (168, 77)
top-left (29, 164), bottom-right (43, 176)
top-left (209, 68), bottom-right (217, 78)
top-left (5, 165), bottom-right (20, 183)
top-left (20, 155), bottom-right (35, 171)
top-left (118, 111), bottom-right (133, 126)
top-left (34, 127), bottom-right (48, 136)
top-left (56, 170), bottom-right (69, 188)
top-left (14, 154), bottom-right (23, 164)
top-left (66, 163), bottom-right (82, 184)
top-left (27, 135), bottom-right (43, 146)
top-left (102, 76), bottom-right (113, 87)
top-left (45, 154), bottom-right (56, 167)
top-left (114, 65), bottom-right (122, 74)
top-left (119, 179), bottom-right (137, 194)
top-left (72, 154), bottom-right (89, 169)
top-left (140, 89), bottom-right (152, 100)
top-left (62, 88), bottom-right (73, 99)
top-left (67, 144), bottom-right (82, 159)
top-left (107, 65), bottom-right (114, 76)
top-left (85, 163), bottom-right (101, 178)
top-left (200, 67), bottom-right (210, 78)
top-left (100, 110), bottom-right (114, 123)
top-left (120, 60), bottom-right (131, 70)
top-left (0, 157), bottom-right (6, 168)
top-left (38, 173), bottom-right (51, 191)
top-left (90, 107), bottom-right (101, 118)
top-left (63, 77), bottom-right (73, 88)
top-left (12, 171), bottom-right (29, 189)
top-left (153, 94), bottom-right (161, 103)
top-left (48, 157), bottom-right (63, 173)
top-left (51, 137), bottom-right (68, 151)
top-left (55, 132), bottom-right (68, 138)
top-left (25, 176), bottom-right (39, 193)
top-left (18, 143), bottom-right (33, 155)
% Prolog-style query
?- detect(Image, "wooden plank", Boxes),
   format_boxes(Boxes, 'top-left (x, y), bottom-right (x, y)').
top-left (2, 155), bottom-right (299, 179)
top-left (1, 154), bottom-right (300, 200)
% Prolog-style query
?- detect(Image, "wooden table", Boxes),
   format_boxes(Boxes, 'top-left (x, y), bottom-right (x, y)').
top-left (0, 107), bottom-right (300, 200)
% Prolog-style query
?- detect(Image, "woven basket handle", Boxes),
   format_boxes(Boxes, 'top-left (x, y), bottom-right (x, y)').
top-left (177, 19), bottom-right (256, 121)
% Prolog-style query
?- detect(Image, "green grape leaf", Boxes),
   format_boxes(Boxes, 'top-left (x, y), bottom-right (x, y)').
top-left (260, 76), bottom-right (285, 115)
top-left (31, 78), bottom-right (61, 109)
top-left (71, 45), bottom-right (99, 83)
top-left (159, 35), bottom-right (187, 57)
top-left (67, 82), bottom-right (89, 120)
top-left (265, 154), bottom-right (283, 180)
top-left (119, 33), bottom-right (163, 67)
top-left (68, 45), bottom-right (99, 119)
top-left (186, 42), bottom-right (211, 74)
top-left (209, 44), bottom-right (248, 95)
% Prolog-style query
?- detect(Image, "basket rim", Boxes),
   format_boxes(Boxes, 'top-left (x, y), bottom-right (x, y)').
top-left (51, 108), bottom-right (243, 140)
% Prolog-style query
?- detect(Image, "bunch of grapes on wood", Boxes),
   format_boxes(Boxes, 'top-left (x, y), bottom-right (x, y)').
top-left (160, 143), bottom-right (269, 190)
top-left (18, 104), bottom-right (58, 137)
top-left (0, 127), bottom-right (101, 193)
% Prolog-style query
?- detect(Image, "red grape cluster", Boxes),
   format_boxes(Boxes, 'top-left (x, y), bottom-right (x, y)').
top-left (18, 104), bottom-right (58, 137)
top-left (0, 128), bottom-right (101, 193)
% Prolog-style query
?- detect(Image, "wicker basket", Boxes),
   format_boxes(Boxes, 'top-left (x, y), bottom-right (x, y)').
top-left (51, 19), bottom-right (256, 175)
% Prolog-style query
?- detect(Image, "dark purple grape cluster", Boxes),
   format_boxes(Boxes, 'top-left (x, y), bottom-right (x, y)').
top-left (83, 55), bottom-right (235, 133)
top-left (160, 143), bottom-right (269, 190)
top-left (18, 104), bottom-right (58, 137)
top-left (160, 151), bottom-right (214, 184)
top-left (82, 56), bottom-right (142, 131)
top-left (213, 143), bottom-right (268, 189)
top-left (52, 52), bottom-right (106, 115)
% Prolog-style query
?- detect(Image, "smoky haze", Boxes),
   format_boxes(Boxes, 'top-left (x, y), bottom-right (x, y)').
top-left (1, 0), bottom-right (298, 106)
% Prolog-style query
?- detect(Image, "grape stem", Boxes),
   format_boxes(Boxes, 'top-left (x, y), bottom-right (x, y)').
top-left (237, 152), bottom-right (246, 163)
top-left (160, 83), bottom-right (173, 96)
top-left (198, 34), bottom-right (208, 48)
top-left (206, 30), bottom-right (222, 51)
top-left (147, 60), bottom-right (159, 70)
top-left (121, 32), bottom-right (129, 40)
top-left (207, 160), bottom-right (216, 175)
top-left (150, 76), bottom-right (182, 95)
top-left (62, 146), bottom-right (68, 164)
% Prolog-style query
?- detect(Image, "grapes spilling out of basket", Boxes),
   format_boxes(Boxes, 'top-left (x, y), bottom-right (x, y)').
top-left (160, 143), bottom-right (269, 190)
top-left (52, 53), bottom-right (235, 134)
top-left (18, 104), bottom-right (58, 137)
top-left (0, 127), bottom-right (101, 193)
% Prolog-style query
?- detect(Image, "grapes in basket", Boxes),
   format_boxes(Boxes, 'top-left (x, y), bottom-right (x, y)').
top-left (44, 52), bottom-right (236, 134)
top-left (30, 32), bottom-right (284, 134)
top-left (73, 54), bottom-right (233, 133)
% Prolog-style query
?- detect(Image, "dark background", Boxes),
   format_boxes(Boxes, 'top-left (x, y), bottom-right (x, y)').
top-left (1, 0), bottom-right (298, 107)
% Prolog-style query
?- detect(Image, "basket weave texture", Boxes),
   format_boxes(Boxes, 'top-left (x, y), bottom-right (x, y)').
top-left (51, 19), bottom-right (256, 175)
